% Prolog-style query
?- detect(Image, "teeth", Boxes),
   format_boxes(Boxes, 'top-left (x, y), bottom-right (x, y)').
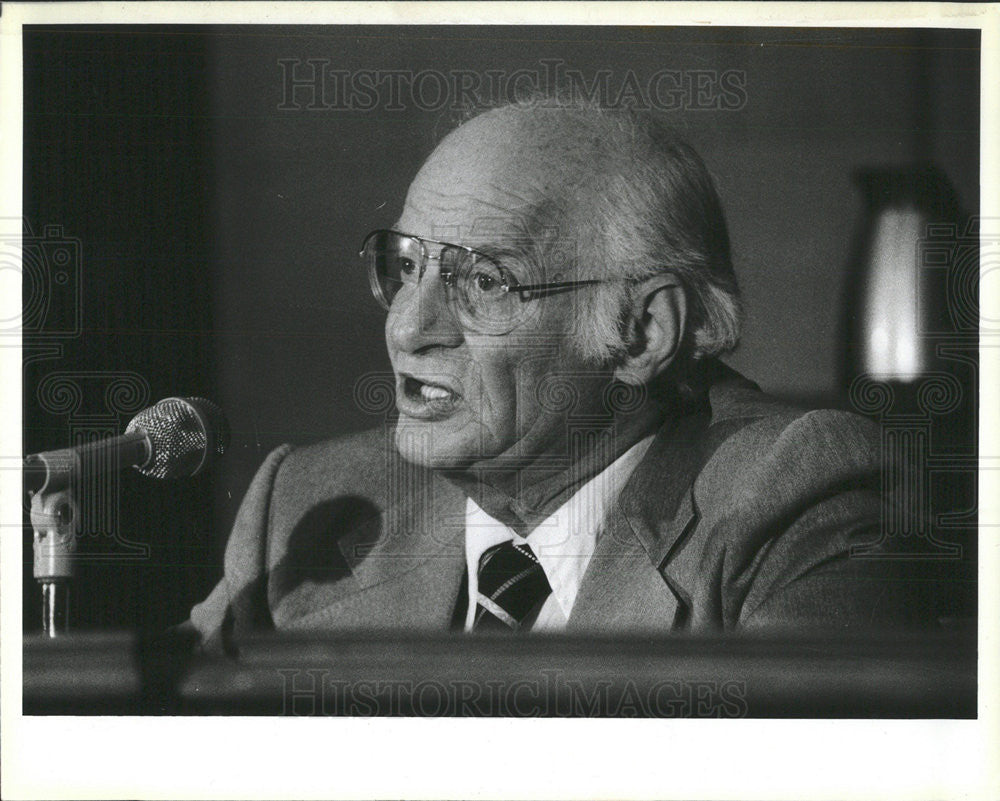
top-left (419, 383), bottom-right (452, 401)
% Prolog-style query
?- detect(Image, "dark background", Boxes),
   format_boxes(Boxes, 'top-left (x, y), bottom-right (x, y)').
top-left (22, 25), bottom-right (980, 631)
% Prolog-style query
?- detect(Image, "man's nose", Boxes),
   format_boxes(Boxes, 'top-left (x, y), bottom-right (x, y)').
top-left (386, 268), bottom-right (463, 353)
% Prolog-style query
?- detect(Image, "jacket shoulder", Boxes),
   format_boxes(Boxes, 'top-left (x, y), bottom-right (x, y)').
top-left (698, 405), bottom-right (880, 503)
top-left (273, 427), bottom-right (392, 504)
top-left (671, 380), bottom-right (890, 628)
top-left (693, 365), bottom-right (879, 502)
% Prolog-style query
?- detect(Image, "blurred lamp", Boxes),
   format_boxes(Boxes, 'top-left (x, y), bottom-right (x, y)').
top-left (853, 166), bottom-right (961, 383)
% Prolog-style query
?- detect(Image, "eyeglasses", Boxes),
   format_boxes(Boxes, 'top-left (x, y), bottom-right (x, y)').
top-left (360, 229), bottom-right (606, 335)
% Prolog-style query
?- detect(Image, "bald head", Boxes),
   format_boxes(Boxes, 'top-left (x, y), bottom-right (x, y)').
top-left (398, 106), bottom-right (590, 261)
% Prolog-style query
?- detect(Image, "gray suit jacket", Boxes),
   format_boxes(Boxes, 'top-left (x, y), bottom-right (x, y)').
top-left (189, 367), bottom-right (916, 649)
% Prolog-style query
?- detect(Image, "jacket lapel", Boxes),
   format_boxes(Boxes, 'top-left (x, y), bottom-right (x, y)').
top-left (568, 402), bottom-right (712, 631)
top-left (567, 502), bottom-right (680, 632)
top-left (592, 366), bottom-right (771, 628)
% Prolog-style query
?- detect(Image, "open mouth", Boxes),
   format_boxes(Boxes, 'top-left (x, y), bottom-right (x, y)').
top-left (405, 376), bottom-right (455, 401)
top-left (398, 374), bottom-right (461, 418)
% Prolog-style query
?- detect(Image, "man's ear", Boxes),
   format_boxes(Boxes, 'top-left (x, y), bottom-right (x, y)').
top-left (613, 275), bottom-right (687, 386)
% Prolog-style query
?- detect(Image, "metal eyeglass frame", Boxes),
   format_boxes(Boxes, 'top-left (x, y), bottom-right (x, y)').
top-left (360, 229), bottom-right (607, 309)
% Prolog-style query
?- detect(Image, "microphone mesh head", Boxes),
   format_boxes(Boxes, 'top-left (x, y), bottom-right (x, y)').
top-left (125, 397), bottom-right (229, 479)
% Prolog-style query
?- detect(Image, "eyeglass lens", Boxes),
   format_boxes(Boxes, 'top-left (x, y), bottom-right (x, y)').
top-left (365, 231), bottom-right (523, 333)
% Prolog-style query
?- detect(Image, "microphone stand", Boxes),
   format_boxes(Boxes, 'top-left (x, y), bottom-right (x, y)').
top-left (30, 487), bottom-right (77, 636)
top-left (24, 432), bottom-right (149, 637)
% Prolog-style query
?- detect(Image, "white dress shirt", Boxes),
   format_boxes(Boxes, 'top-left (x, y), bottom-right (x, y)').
top-left (463, 435), bottom-right (655, 631)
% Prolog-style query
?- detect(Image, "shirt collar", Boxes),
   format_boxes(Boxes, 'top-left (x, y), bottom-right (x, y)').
top-left (464, 434), bottom-right (655, 622)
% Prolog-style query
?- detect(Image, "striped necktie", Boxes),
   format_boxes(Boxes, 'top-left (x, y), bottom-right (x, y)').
top-left (473, 541), bottom-right (552, 631)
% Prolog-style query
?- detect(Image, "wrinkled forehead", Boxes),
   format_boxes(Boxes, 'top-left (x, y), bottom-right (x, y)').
top-left (395, 111), bottom-right (577, 253)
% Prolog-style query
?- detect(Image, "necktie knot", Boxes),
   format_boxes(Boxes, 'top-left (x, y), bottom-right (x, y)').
top-left (474, 541), bottom-right (552, 631)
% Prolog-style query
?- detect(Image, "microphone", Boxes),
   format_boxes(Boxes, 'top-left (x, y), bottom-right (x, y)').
top-left (26, 396), bottom-right (229, 635)
top-left (24, 396), bottom-right (230, 495)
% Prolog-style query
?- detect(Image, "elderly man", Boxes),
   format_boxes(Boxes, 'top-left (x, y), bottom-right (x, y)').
top-left (188, 99), bottom-right (915, 647)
